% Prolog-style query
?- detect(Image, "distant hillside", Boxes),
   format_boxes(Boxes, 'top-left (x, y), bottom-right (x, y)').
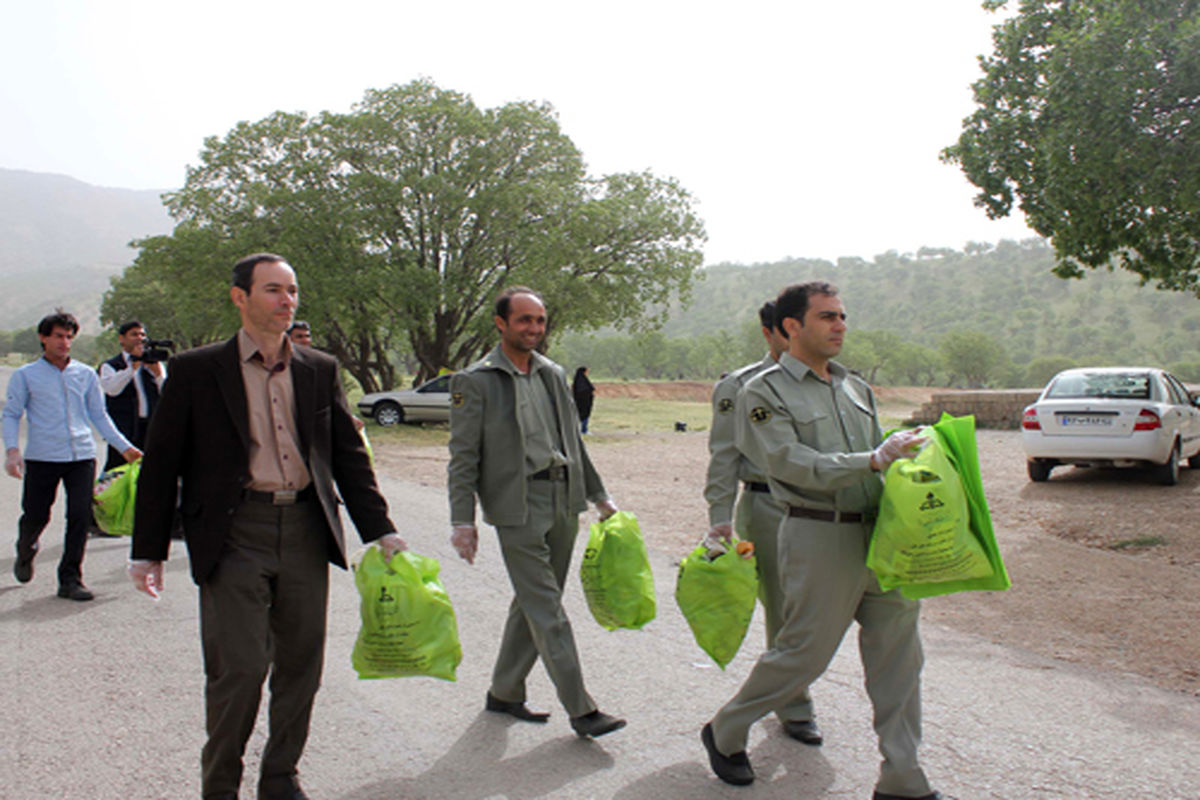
top-left (0, 169), bottom-right (174, 331)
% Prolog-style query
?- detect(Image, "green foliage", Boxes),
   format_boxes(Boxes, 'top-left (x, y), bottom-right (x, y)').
top-left (944, 0), bottom-right (1200, 293)
top-left (11, 327), bottom-right (39, 355)
top-left (940, 329), bottom-right (1011, 388)
top-left (107, 80), bottom-right (705, 391)
top-left (1168, 360), bottom-right (1200, 382)
top-left (1024, 355), bottom-right (1077, 388)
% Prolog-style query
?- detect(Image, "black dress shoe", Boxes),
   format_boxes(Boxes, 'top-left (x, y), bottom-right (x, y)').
top-left (56, 583), bottom-right (94, 601)
top-left (701, 722), bottom-right (754, 786)
top-left (782, 718), bottom-right (823, 745)
top-left (13, 554), bottom-right (33, 583)
top-left (569, 709), bottom-right (626, 738)
top-left (485, 692), bottom-right (550, 723)
top-left (873, 791), bottom-right (957, 800)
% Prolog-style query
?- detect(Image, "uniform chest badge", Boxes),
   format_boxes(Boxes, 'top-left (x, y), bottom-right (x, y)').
top-left (451, 392), bottom-right (465, 408)
top-left (718, 398), bottom-right (734, 414)
top-left (749, 406), bottom-right (772, 424)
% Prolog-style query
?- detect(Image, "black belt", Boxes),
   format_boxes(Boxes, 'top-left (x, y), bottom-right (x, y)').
top-left (530, 465), bottom-right (568, 481)
top-left (242, 485), bottom-right (317, 505)
top-left (787, 506), bottom-right (874, 524)
top-left (743, 481), bottom-right (771, 493)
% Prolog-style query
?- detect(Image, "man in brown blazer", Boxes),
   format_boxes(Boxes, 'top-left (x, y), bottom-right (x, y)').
top-left (129, 253), bottom-right (406, 800)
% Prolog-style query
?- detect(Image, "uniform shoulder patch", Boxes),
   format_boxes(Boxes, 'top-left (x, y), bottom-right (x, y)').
top-left (749, 406), bottom-right (772, 424)
top-left (717, 397), bottom-right (735, 414)
top-left (451, 391), bottom-right (465, 408)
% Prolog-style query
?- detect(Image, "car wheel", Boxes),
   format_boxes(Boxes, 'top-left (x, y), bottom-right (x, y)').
top-left (1155, 442), bottom-right (1180, 486)
top-left (1027, 460), bottom-right (1053, 482)
top-left (374, 401), bottom-right (404, 427)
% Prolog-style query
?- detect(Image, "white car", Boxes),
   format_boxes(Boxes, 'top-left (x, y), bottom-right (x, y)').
top-left (357, 374), bottom-right (453, 426)
top-left (1021, 367), bottom-right (1200, 484)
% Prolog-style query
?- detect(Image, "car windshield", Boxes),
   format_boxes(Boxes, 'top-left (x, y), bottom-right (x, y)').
top-left (1046, 372), bottom-right (1151, 400)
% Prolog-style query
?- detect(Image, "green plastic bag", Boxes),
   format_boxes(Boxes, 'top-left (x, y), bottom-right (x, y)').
top-left (870, 414), bottom-right (1012, 599)
top-left (675, 539), bottom-right (758, 668)
top-left (579, 511), bottom-right (657, 631)
top-left (351, 546), bottom-right (462, 681)
top-left (92, 461), bottom-right (140, 536)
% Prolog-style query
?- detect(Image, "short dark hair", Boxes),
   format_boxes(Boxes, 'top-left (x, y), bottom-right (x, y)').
top-left (757, 301), bottom-right (776, 331)
top-left (494, 285), bottom-right (544, 321)
top-left (232, 252), bottom-right (288, 293)
top-left (117, 320), bottom-right (144, 336)
top-left (37, 309), bottom-right (79, 338)
top-left (287, 320), bottom-right (311, 334)
top-left (774, 281), bottom-right (839, 333)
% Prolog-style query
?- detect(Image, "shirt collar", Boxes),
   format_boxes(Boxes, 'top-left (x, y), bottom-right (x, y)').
top-left (237, 328), bottom-right (292, 370)
top-left (494, 346), bottom-right (547, 377)
top-left (777, 352), bottom-right (847, 385)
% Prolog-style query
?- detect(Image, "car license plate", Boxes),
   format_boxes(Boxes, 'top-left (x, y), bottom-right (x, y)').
top-left (1059, 415), bottom-right (1114, 427)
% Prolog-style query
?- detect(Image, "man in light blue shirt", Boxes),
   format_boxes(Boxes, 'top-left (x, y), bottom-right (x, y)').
top-left (3, 310), bottom-right (141, 600)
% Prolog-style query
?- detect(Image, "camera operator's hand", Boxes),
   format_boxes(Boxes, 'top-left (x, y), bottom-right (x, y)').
top-left (5, 448), bottom-right (23, 479)
top-left (144, 359), bottom-right (164, 377)
top-left (123, 447), bottom-right (143, 463)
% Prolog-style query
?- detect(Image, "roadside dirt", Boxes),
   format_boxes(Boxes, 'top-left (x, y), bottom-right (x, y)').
top-left (372, 384), bottom-right (1200, 697)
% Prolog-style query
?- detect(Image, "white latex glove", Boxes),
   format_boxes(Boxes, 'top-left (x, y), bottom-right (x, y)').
top-left (128, 559), bottom-right (165, 599)
top-left (451, 524), bottom-right (478, 564)
top-left (5, 448), bottom-right (23, 479)
top-left (377, 532), bottom-right (407, 561)
top-left (871, 428), bottom-right (927, 473)
top-left (596, 499), bottom-right (619, 521)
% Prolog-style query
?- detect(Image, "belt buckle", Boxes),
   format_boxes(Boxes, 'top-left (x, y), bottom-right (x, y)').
top-left (272, 490), bottom-right (298, 506)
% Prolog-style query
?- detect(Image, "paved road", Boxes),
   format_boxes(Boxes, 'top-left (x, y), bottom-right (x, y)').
top-left (3, 463), bottom-right (1199, 799)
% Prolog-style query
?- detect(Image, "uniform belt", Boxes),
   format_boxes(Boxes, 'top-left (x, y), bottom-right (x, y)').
top-left (242, 485), bottom-right (317, 505)
top-left (529, 465), bottom-right (568, 481)
top-left (787, 506), bottom-right (874, 524)
top-left (743, 481), bottom-right (771, 493)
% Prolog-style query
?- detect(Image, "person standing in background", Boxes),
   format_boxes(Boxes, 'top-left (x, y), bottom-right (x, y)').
top-left (572, 366), bottom-right (595, 434)
top-left (98, 320), bottom-right (166, 472)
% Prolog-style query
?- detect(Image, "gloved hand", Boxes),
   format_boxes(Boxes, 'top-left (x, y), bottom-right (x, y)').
top-left (596, 499), bottom-right (619, 521)
top-left (377, 532), bottom-right (407, 561)
top-left (128, 559), bottom-right (165, 599)
top-left (871, 428), bottom-right (927, 473)
top-left (450, 525), bottom-right (478, 565)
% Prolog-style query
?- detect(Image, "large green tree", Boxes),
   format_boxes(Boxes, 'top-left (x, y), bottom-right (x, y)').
top-left (943, 0), bottom-right (1200, 293)
top-left (105, 80), bottom-right (705, 390)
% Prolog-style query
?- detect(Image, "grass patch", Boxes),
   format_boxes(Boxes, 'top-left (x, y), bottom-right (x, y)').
top-left (363, 421), bottom-right (450, 447)
top-left (589, 397), bottom-right (712, 434)
top-left (1108, 535), bottom-right (1166, 550)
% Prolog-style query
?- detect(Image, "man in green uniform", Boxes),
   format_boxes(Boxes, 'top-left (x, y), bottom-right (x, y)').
top-left (702, 300), bottom-right (821, 745)
top-left (448, 285), bottom-right (626, 738)
top-left (700, 281), bottom-right (955, 800)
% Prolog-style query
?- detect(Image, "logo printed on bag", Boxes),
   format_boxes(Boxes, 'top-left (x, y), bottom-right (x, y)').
top-left (918, 491), bottom-right (945, 511)
top-left (379, 586), bottom-right (395, 603)
top-left (749, 406), bottom-right (772, 424)
top-left (718, 398), bottom-right (734, 414)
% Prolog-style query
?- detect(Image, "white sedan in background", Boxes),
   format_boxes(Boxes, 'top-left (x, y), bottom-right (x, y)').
top-left (1021, 367), bottom-right (1200, 484)
top-left (357, 373), bottom-right (453, 426)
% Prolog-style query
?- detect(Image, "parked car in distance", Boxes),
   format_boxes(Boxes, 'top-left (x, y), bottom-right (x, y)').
top-left (1021, 367), bottom-right (1200, 485)
top-left (358, 374), bottom-right (453, 426)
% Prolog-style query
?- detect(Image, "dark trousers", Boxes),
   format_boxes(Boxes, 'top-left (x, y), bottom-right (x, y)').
top-left (199, 498), bottom-right (330, 799)
top-left (18, 459), bottom-right (95, 587)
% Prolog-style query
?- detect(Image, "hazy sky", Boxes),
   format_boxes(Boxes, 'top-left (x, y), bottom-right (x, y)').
top-left (1, 0), bottom-right (1035, 264)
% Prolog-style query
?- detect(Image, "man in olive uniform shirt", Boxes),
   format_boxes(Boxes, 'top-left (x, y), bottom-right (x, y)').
top-left (701, 282), bottom-right (954, 800)
top-left (447, 286), bottom-right (626, 738)
top-left (703, 300), bottom-right (821, 745)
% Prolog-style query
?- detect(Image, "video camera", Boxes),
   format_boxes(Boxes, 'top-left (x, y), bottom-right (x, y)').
top-left (134, 338), bottom-right (175, 365)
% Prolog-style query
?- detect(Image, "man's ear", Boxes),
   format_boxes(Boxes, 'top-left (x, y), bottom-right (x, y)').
top-left (230, 286), bottom-right (247, 310)
top-left (781, 316), bottom-right (803, 338)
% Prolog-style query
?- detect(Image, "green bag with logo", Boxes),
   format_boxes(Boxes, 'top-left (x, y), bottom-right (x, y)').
top-left (92, 460), bottom-right (140, 536)
top-left (868, 414), bottom-right (1011, 599)
top-left (675, 539), bottom-right (758, 668)
top-left (580, 511), bottom-right (657, 631)
top-left (351, 546), bottom-right (462, 681)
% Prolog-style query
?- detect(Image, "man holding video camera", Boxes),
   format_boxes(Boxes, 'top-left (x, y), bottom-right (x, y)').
top-left (98, 320), bottom-right (168, 472)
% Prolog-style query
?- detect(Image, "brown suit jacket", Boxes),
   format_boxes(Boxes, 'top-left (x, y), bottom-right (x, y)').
top-left (132, 335), bottom-right (394, 584)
